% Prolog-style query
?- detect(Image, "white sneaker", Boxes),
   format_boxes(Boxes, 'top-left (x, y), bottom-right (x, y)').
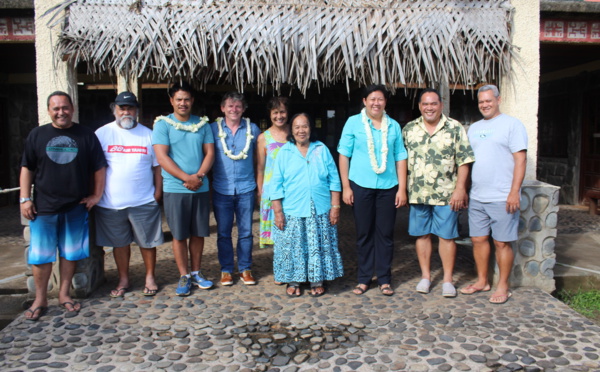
top-left (416, 279), bottom-right (431, 294)
top-left (442, 282), bottom-right (457, 297)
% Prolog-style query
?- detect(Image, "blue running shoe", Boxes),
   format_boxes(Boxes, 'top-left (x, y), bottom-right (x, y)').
top-left (191, 271), bottom-right (213, 289)
top-left (176, 275), bottom-right (192, 296)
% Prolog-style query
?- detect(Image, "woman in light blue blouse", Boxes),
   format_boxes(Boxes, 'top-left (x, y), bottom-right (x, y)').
top-left (338, 85), bottom-right (408, 296)
top-left (271, 113), bottom-right (343, 297)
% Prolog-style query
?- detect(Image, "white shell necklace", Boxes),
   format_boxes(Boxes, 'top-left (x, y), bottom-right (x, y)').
top-left (216, 117), bottom-right (254, 160)
top-left (361, 108), bottom-right (389, 174)
top-left (154, 115), bottom-right (208, 132)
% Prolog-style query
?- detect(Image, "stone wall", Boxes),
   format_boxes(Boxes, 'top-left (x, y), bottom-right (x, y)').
top-left (507, 180), bottom-right (560, 293)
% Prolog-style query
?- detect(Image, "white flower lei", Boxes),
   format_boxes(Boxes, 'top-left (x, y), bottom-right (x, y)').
top-left (216, 117), bottom-right (254, 160)
top-left (361, 108), bottom-right (389, 174)
top-left (154, 115), bottom-right (209, 133)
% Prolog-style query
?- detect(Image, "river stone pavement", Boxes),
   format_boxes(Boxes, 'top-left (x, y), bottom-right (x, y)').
top-left (1, 206), bottom-right (600, 371)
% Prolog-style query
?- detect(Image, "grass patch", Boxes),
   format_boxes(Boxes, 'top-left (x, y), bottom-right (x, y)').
top-left (555, 288), bottom-right (600, 321)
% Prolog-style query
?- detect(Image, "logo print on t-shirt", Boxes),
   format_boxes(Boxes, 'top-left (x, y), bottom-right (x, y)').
top-left (107, 145), bottom-right (148, 154)
top-left (474, 129), bottom-right (493, 140)
top-left (46, 136), bottom-right (78, 164)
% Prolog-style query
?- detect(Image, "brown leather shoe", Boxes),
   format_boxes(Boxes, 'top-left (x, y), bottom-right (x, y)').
top-left (220, 272), bottom-right (233, 286)
top-left (240, 270), bottom-right (256, 285)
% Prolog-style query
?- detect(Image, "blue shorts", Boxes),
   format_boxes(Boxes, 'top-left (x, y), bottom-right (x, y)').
top-left (408, 204), bottom-right (459, 240)
top-left (468, 199), bottom-right (519, 242)
top-left (28, 204), bottom-right (90, 265)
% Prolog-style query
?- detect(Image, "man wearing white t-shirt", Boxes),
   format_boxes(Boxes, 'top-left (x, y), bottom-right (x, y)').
top-left (95, 92), bottom-right (164, 298)
top-left (460, 85), bottom-right (528, 305)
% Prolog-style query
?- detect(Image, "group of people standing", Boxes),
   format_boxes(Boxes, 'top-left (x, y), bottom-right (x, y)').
top-left (19, 82), bottom-right (526, 321)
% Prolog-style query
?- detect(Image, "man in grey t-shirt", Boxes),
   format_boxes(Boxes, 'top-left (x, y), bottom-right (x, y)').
top-left (459, 84), bottom-right (528, 305)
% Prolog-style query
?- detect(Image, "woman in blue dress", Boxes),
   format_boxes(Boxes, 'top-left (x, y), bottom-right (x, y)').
top-left (271, 113), bottom-right (343, 297)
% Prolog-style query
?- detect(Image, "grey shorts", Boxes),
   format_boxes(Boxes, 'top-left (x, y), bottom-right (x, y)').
top-left (164, 192), bottom-right (210, 240)
top-left (95, 201), bottom-right (164, 248)
top-left (468, 199), bottom-right (520, 242)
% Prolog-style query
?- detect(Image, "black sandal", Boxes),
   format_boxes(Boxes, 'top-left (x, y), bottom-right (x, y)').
top-left (353, 284), bottom-right (368, 295)
top-left (24, 306), bottom-right (47, 321)
top-left (286, 284), bottom-right (301, 297)
top-left (379, 284), bottom-right (394, 296)
top-left (309, 286), bottom-right (325, 297)
top-left (143, 287), bottom-right (158, 296)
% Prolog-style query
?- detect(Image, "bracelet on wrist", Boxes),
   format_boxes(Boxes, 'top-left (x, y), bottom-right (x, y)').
top-left (331, 205), bottom-right (341, 209)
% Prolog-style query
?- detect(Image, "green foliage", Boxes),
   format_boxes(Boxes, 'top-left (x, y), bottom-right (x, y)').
top-left (556, 289), bottom-right (600, 320)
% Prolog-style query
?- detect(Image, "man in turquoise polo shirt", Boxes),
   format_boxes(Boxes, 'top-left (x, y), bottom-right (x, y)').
top-left (152, 82), bottom-right (215, 296)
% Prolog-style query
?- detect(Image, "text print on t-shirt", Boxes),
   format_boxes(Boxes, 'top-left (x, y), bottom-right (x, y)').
top-left (107, 145), bottom-right (148, 154)
top-left (46, 136), bottom-right (78, 164)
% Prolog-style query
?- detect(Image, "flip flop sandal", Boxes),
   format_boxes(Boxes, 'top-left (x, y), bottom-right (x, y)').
top-left (25, 306), bottom-right (47, 321)
top-left (142, 287), bottom-right (158, 296)
top-left (489, 291), bottom-right (512, 304)
top-left (110, 287), bottom-right (128, 298)
top-left (60, 301), bottom-right (81, 313)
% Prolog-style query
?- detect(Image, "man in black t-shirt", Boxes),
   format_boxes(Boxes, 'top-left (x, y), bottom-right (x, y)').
top-left (20, 91), bottom-right (107, 321)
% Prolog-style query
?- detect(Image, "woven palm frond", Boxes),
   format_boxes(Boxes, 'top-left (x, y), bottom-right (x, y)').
top-left (45, 0), bottom-right (515, 94)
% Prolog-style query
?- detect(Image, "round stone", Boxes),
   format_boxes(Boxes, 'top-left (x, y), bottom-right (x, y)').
top-left (519, 239), bottom-right (536, 257)
top-left (502, 353), bottom-right (518, 362)
top-left (520, 194), bottom-right (530, 211)
top-left (545, 212), bottom-right (557, 229)
top-left (532, 195), bottom-right (549, 214)
top-left (469, 354), bottom-right (486, 363)
top-left (540, 258), bottom-right (556, 278)
top-left (28, 353), bottom-right (51, 361)
top-left (426, 357), bottom-right (445, 365)
top-left (449, 353), bottom-right (466, 361)
top-left (528, 216), bottom-right (542, 232)
top-left (525, 261), bottom-right (540, 277)
top-left (542, 238), bottom-right (555, 256)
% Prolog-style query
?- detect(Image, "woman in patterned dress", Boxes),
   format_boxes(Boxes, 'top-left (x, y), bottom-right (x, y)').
top-left (271, 113), bottom-right (343, 297)
top-left (256, 97), bottom-right (290, 250)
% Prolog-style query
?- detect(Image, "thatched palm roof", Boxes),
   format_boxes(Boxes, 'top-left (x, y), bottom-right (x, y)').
top-left (46, 0), bottom-right (515, 94)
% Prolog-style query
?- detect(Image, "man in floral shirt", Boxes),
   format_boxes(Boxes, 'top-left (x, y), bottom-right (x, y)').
top-left (403, 88), bottom-right (475, 298)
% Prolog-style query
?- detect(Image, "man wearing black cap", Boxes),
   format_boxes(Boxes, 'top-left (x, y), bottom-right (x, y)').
top-left (94, 92), bottom-right (164, 297)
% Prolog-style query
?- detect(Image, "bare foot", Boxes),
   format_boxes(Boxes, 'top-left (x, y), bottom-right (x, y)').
top-left (460, 283), bottom-right (491, 295)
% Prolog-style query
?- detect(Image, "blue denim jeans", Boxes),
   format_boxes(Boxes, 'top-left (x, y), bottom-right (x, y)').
top-left (212, 190), bottom-right (255, 273)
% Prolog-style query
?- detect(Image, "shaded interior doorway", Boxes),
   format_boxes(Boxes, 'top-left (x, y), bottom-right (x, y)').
top-left (79, 82), bottom-right (479, 154)
top-left (580, 88), bottom-right (600, 205)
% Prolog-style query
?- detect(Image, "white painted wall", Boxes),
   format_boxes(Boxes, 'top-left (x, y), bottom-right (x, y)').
top-left (501, 0), bottom-right (540, 181)
top-left (34, 0), bottom-right (78, 125)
